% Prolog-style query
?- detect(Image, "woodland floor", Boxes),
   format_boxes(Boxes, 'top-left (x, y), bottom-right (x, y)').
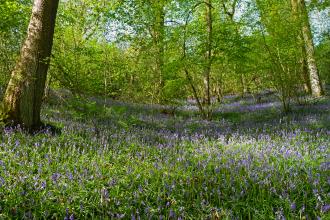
top-left (0, 91), bottom-right (329, 219)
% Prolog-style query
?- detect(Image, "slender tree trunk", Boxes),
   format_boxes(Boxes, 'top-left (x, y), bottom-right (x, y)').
top-left (44, 73), bottom-right (53, 100)
top-left (204, 0), bottom-right (213, 110)
top-left (182, 12), bottom-right (207, 119)
top-left (240, 72), bottom-right (247, 97)
top-left (184, 69), bottom-right (207, 118)
top-left (2, 0), bottom-right (59, 129)
top-left (153, 1), bottom-right (165, 103)
top-left (215, 79), bottom-right (223, 103)
top-left (291, 0), bottom-right (323, 97)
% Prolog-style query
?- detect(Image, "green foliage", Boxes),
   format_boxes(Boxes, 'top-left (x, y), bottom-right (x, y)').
top-left (0, 1), bottom-right (31, 90)
top-left (1, 0), bottom-right (329, 114)
top-left (67, 96), bottom-right (102, 120)
top-left (162, 79), bottom-right (187, 104)
top-left (0, 102), bottom-right (9, 124)
top-left (254, 0), bottom-right (311, 111)
top-left (0, 0), bottom-right (30, 33)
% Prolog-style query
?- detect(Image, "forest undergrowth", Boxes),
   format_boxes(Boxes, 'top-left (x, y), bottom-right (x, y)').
top-left (0, 92), bottom-right (329, 219)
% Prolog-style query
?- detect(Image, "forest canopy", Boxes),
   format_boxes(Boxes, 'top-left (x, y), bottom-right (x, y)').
top-left (0, 0), bottom-right (329, 110)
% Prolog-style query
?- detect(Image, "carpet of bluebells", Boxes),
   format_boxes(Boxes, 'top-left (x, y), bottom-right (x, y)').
top-left (0, 93), bottom-right (329, 219)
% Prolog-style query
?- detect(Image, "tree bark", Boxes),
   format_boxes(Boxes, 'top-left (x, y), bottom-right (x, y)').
top-left (204, 0), bottom-right (213, 109)
top-left (291, 0), bottom-right (323, 97)
top-left (240, 72), bottom-right (248, 97)
top-left (184, 69), bottom-right (207, 118)
top-left (2, 0), bottom-right (59, 129)
top-left (152, 0), bottom-right (165, 103)
top-left (301, 48), bottom-right (312, 93)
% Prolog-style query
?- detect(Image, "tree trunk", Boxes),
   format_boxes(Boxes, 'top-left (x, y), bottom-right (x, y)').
top-left (184, 69), bottom-right (207, 119)
top-left (240, 72), bottom-right (247, 97)
top-left (215, 79), bottom-right (223, 103)
top-left (204, 0), bottom-right (213, 110)
top-left (153, 1), bottom-right (165, 103)
top-left (182, 9), bottom-right (207, 119)
top-left (301, 49), bottom-right (311, 93)
top-left (2, 0), bottom-right (59, 129)
top-left (291, 0), bottom-right (323, 97)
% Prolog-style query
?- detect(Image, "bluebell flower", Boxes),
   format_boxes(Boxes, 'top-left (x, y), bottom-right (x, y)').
top-left (321, 204), bottom-right (330, 213)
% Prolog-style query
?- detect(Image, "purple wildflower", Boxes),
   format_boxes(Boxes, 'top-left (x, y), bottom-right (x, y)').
top-left (290, 203), bottom-right (296, 211)
top-left (0, 176), bottom-right (4, 187)
top-left (169, 209), bottom-right (175, 218)
top-left (321, 204), bottom-right (330, 213)
top-left (51, 173), bottom-right (61, 183)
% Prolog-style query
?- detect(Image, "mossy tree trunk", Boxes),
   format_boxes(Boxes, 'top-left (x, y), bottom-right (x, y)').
top-left (2, 0), bottom-right (59, 129)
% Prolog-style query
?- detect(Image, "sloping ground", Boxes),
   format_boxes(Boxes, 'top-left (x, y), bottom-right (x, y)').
top-left (0, 93), bottom-right (329, 219)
